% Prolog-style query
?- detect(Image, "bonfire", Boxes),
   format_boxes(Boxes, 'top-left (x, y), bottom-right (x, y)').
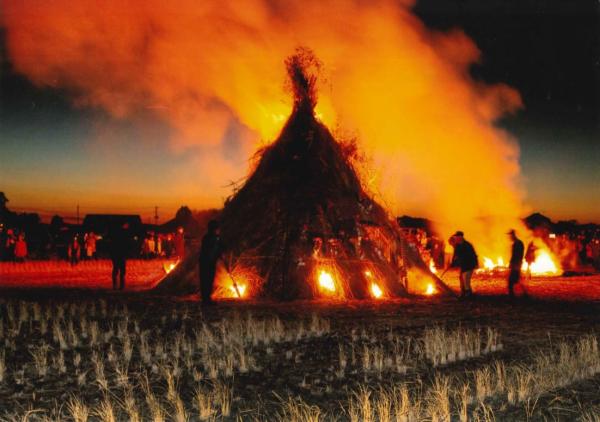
top-left (159, 48), bottom-right (449, 300)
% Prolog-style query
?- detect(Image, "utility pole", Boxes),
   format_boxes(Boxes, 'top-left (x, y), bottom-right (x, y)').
top-left (76, 204), bottom-right (80, 225)
top-left (154, 206), bottom-right (159, 227)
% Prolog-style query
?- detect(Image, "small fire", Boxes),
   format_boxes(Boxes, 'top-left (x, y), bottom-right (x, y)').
top-left (429, 259), bottom-right (437, 274)
top-left (481, 257), bottom-right (505, 272)
top-left (318, 270), bottom-right (336, 293)
top-left (425, 283), bottom-right (436, 295)
top-left (479, 248), bottom-right (559, 276)
top-left (522, 250), bottom-right (559, 275)
top-left (163, 261), bottom-right (179, 274)
top-left (229, 282), bottom-right (247, 298)
top-left (370, 282), bottom-right (383, 299)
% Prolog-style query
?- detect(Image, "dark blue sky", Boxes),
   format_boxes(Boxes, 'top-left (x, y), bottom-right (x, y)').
top-left (413, 0), bottom-right (599, 222)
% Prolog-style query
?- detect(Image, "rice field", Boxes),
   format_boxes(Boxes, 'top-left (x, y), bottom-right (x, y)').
top-left (1, 280), bottom-right (600, 421)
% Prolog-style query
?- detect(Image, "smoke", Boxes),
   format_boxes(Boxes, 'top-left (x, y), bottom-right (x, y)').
top-left (2, 0), bottom-right (528, 256)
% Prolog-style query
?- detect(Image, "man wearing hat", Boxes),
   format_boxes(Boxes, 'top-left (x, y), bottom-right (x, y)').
top-left (508, 229), bottom-right (525, 298)
top-left (449, 231), bottom-right (478, 298)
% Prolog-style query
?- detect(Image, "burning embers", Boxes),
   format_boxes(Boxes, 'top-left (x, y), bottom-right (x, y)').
top-left (314, 263), bottom-right (347, 299)
top-left (425, 284), bottom-right (436, 296)
top-left (365, 269), bottom-right (384, 299)
top-left (318, 270), bottom-right (336, 293)
top-left (212, 262), bottom-right (260, 300)
top-left (314, 266), bottom-right (388, 300)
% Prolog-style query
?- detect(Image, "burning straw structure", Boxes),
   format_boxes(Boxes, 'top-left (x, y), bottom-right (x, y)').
top-left (159, 49), bottom-right (449, 300)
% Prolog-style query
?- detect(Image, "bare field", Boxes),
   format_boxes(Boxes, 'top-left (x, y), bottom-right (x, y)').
top-left (1, 275), bottom-right (600, 421)
top-left (0, 260), bottom-right (174, 291)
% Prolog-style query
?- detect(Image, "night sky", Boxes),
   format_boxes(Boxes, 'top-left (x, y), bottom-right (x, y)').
top-left (1, 0), bottom-right (598, 223)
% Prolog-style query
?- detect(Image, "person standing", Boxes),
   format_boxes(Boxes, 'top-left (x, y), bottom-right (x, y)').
top-left (175, 227), bottom-right (185, 259)
top-left (68, 234), bottom-right (81, 266)
top-left (199, 220), bottom-right (223, 305)
top-left (524, 241), bottom-right (537, 280)
top-left (14, 233), bottom-right (28, 262)
top-left (449, 231), bottom-right (478, 298)
top-left (84, 232), bottom-right (97, 260)
top-left (109, 223), bottom-right (130, 290)
top-left (5, 229), bottom-right (16, 261)
top-left (508, 230), bottom-right (525, 298)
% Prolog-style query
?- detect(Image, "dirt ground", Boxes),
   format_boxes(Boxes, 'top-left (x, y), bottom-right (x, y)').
top-left (1, 271), bottom-right (600, 420)
top-left (0, 259), bottom-right (174, 291)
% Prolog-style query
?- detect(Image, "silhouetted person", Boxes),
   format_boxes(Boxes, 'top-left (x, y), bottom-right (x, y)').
top-left (525, 241), bottom-right (537, 280)
top-left (68, 234), bottom-right (81, 266)
top-left (199, 220), bottom-right (223, 304)
top-left (508, 229), bottom-right (525, 298)
top-left (449, 231), bottom-right (478, 298)
top-left (109, 222), bottom-right (130, 290)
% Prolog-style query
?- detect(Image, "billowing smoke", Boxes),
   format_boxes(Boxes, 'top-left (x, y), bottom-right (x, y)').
top-left (2, 0), bottom-right (528, 257)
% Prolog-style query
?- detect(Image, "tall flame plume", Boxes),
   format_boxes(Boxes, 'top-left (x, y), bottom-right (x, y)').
top-left (4, 0), bottom-right (526, 259)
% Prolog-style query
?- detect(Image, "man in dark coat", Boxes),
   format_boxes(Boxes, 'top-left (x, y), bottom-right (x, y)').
top-left (109, 222), bottom-right (130, 290)
top-left (508, 229), bottom-right (525, 297)
top-left (199, 220), bottom-right (223, 304)
top-left (450, 231), bottom-right (478, 298)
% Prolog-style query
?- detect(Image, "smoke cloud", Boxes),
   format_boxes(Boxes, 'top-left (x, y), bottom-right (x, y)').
top-left (2, 0), bottom-right (528, 256)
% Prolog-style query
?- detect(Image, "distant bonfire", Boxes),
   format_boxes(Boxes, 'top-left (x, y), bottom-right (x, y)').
top-left (158, 48), bottom-right (449, 300)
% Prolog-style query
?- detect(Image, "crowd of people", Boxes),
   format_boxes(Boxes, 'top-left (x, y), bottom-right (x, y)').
top-left (141, 228), bottom-right (185, 260)
top-left (0, 228), bottom-right (29, 262)
top-left (0, 224), bottom-right (186, 264)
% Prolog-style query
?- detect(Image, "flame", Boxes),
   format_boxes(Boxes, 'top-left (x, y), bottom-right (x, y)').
top-left (163, 261), bottom-right (178, 274)
top-left (3, 0), bottom-right (528, 261)
top-left (479, 247), bottom-right (560, 276)
top-left (425, 283), bottom-right (436, 296)
top-left (370, 282), bottom-right (383, 299)
top-left (318, 270), bottom-right (336, 293)
top-left (480, 257), bottom-right (506, 272)
top-left (229, 282), bottom-right (247, 298)
top-left (213, 263), bottom-right (261, 299)
top-left (429, 259), bottom-right (437, 274)
top-left (522, 249), bottom-right (560, 275)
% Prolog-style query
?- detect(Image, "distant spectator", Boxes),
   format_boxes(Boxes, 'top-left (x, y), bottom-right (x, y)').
top-left (175, 227), bottom-right (185, 259)
top-left (165, 233), bottom-right (174, 258)
top-left (147, 235), bottom-right (156, 258)
top-left (68, 234), bottom-right (81, 266)
top-left (5, 229), bottom-right (16, 261)
top-left (14, 233), bottom-right (28, 262)
top-left (84, 232), bottom-right (97, 259)
top-left (155, 233), bottom-right (163, 256)
top-left (525, 241), bottom-right (537, 280)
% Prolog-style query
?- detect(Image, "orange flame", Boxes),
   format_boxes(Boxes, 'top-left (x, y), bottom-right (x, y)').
top-left (478, 245), bottom-right (560, 276)
top-left (425, 283), bottom-right (436, 296)
top-left (163, 261), bottom-right (178, 274)
top-left (229, 282), bottom-right (247, 298)
top-left (2, 0), bottom-right (527, 262)
top-left (522, 249), bottom-right (560, 276)
top-left (318, 270), bottom-right (336, 294)
top-left (370, 282), bottom-right (383, 299)
top-left (429, 259), bottom-right (438, 274)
